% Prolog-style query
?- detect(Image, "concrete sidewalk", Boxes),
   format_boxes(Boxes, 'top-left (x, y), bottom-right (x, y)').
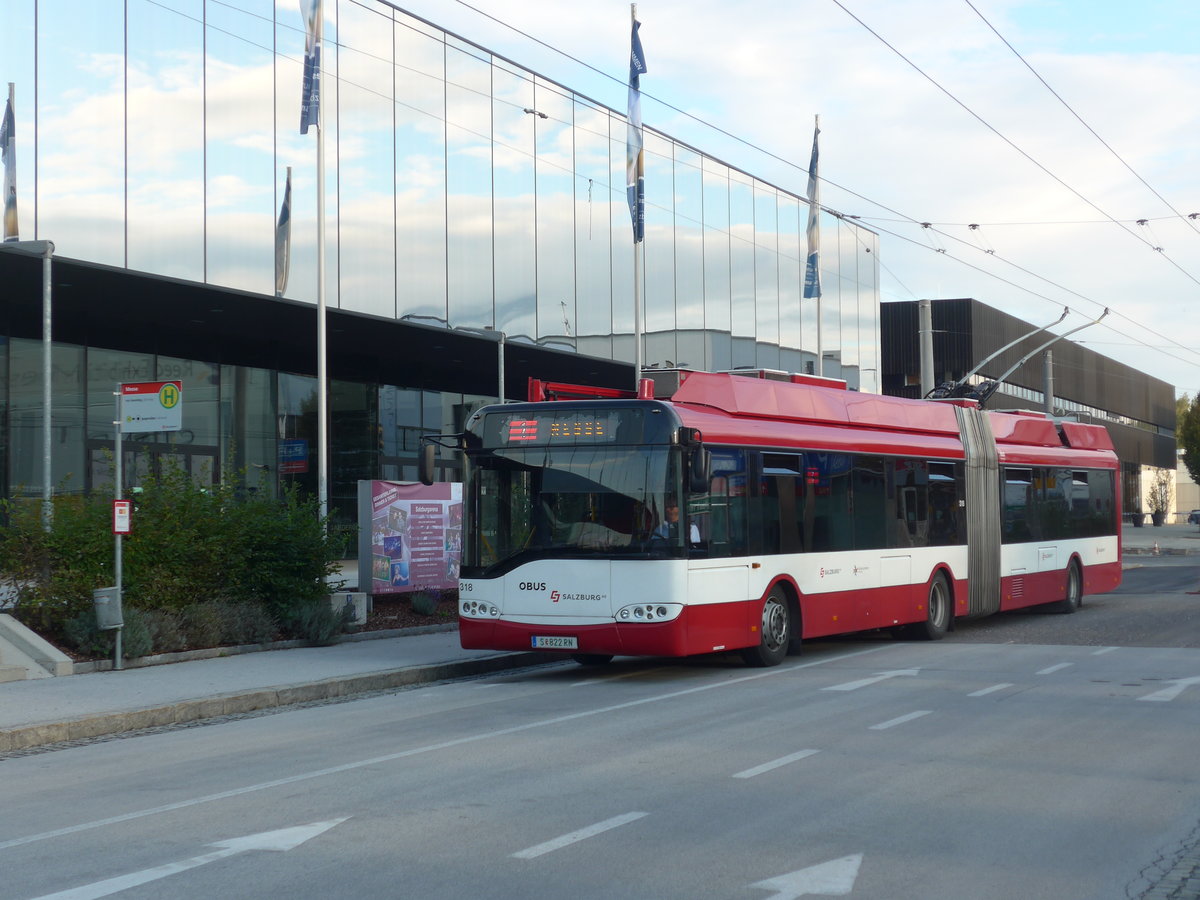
top-left (2, 523), bottom-right (1197, 754)
top-left (1122, 521), bottom-right (1200, 555)
top-left (0, 626), bottom-right (552, 753)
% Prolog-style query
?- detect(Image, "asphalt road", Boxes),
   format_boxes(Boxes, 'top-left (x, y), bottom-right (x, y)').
top-left (2, 563), bottom-right (1199, 900)
top-left (945, 555), bottom-right (1200, 648)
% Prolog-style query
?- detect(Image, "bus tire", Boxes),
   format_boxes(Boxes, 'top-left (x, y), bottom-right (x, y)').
top-left (1053, 561), bottom-right (1083, 614)
top-left (572, 654), bottom-right (614, 666)
top-left (741, 589), bottom-right (791, 667)
top-left (910, 572), bottom-right (951, 641)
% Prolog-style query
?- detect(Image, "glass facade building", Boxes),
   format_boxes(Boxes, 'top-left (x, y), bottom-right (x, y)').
top-left (0, 0), bottom-right (880, 534)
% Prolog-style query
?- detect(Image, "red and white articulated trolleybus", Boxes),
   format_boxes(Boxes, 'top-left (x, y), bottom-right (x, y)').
top-left (421, 369), bottom-right (1121, 667)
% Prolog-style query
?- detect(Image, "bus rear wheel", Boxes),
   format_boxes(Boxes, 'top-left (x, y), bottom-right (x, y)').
top-left (741, 589), bottom-right (790, 667)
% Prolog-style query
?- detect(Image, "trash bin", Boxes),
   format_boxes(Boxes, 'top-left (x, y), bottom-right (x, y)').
top-left (92, 586), bottom-right (124, 630)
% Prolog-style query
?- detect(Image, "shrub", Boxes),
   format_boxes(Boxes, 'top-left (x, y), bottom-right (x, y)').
top-left (0, 464), bottom-right (342, 645)
top-left (279, 597), bottom-right (351, 646)
top-left (62, 606), bottom-right (153, 661)
top-left (410, 590), bottom-right (440, 616)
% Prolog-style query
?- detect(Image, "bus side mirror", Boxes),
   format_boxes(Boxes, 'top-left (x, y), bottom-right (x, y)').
top-left (688, 447), bottom-right (711, 494)
top-left (418, 442), bottom-right (437, 486)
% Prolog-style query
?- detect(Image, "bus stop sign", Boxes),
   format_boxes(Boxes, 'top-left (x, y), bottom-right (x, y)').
top-left (120, 381), bottom-right (183, 433)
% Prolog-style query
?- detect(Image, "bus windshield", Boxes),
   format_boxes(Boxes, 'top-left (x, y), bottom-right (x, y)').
top-left (462, 444), bottom-right (686, 575)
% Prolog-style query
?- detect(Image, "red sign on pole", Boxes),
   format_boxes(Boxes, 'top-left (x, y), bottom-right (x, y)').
top-left (113, 500), bottom-right (132, 535)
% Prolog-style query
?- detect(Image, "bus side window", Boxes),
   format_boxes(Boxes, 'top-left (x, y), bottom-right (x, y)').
top-left (704, 450), bottom-right (749, 558)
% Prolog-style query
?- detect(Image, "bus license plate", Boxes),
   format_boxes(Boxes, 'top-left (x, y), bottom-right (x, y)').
top-left (532, 635), bottom-right (578, 650)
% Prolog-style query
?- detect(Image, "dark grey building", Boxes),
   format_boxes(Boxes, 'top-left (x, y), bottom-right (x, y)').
top-left (881, 298), bottom-right (1175, 516)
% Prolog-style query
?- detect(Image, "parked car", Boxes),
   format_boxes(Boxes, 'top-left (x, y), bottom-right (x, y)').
top-left (1188, 509), bottom-right (1200, 525)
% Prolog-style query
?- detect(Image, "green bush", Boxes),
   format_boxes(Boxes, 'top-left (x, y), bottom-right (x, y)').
top-left (0, 462), bottom-right (342, 649)
top-left (280, 597), bottom-right (351, 646)
top-left (62, 607), bottom-right (153, 661)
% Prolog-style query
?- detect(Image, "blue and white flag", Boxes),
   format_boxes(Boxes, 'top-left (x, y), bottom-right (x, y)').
top-left (299, 0), bottom-right (322, 134)
top-left (803, 118), bottom-right (821, 300)
top-left (1, 84), bottom-right (18, 242)
top-left (275, 167), bottom-right (292, 296)
top-left (626, 16), bottom-right (647, 243)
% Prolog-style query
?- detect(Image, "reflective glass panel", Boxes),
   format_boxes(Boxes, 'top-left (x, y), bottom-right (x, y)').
top-left (337, 0), bottom-right (397, 317)
top-left (609, 114), bottom-right (634, 363)
top-left (35, 0), bottom-right (125, 265)
top-left (492, 61), bottom-right (535, 337)
top-left (127, 0), bottom-right (204, 280)
top-left (702, 158), bottom-right (731, 372)
top-left (674, 145), bottom-right (704, 350)
top-left (778, 195), bottom-right (802, 372)
top-left (446, 42), bottom-right (494, 330)
top-left (754, 183), bottom-right (779, 369)
top-left (534, 78), bottom-right (575, 344)
top-left (220, 364), bottom-right (275, 496)
top-left (395, 15), bottom-right (447, 322)
top-left (729, 171), bottom-right (755, 367)
top-left (642, 131), bottom-right (674, 351)
top-left (206, 0), bottom-right (274, 295)
top-left (572, 98), bottom-right (612, 359)
top-left (10, 339), bottom-right (85, 496)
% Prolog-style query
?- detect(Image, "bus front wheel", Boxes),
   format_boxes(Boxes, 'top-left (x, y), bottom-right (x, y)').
top-left (1052, 561), bottom-right (1082, 614)
top-left (907, 573), bottom-right (950, 641)
top-left (741, 590), bottom-right (791, 667)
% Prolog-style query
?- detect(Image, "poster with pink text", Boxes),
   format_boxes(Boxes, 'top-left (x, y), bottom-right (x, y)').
top-left (357, 480), bottom-right (462, 595)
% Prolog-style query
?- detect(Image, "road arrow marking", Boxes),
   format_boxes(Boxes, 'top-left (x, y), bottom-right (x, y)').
top-left (750, 853), bottom-right (863, 898)
top-left (822, 669), bottom-right (919, 691)
top-left (1138, 676), bottom-right (1200, 702)
top-left (29, 819), bottom-right (348, 900)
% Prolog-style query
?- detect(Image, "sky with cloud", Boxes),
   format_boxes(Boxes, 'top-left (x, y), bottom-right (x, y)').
top-left (396, 0), bottom-right (1200, 395)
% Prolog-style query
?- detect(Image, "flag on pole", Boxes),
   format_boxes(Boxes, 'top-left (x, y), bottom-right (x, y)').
top-left (275, 167), bottom-right (292, 296)
top-left (626, 15), bottom-right (647, 243)
top-left (299, 0), bottom-right (322, 134)
top-left (803, 117), bottom-right (821, 299)
top-left (1, 83), bottom-right (18, 242)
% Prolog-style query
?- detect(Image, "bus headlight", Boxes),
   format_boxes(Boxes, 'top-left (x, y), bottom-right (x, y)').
top-left (616, 603), bottom-right (682, 623)
top-left (461, 600), bottom-right (501, 618)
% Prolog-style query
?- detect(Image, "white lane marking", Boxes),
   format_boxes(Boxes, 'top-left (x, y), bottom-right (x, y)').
top-left (1, 644), bottom-right (895, 851)
top-left (571, 667), bottom-right (658, 687)
top-left (1091, 647), bottom-right (1119, 656)
top-left (821, 669), bottom-right (920, 692)
top-left (1037, 663), bottom-right (1072, 675)
top-left (750, 853), bottom-right (862, 898)
top-left (733, 749), bottom-right (821, 780)
top-left (28, 819), bottom-right (347, 900)
top-left (1138, 676), bottom-right (1200, 702)
top-left (869, 710), bottom-right (932, 730)
top-left (967, 683), bottom-right (1013, 697)
top-left (511, 812), bottom-right (647, 859)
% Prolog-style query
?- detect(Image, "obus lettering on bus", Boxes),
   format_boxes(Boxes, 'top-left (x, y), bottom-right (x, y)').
top-left (519, 582), bottom-right (547, 591)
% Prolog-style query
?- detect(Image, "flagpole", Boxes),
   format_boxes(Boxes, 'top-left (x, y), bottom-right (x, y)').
top-left (813, 114), bottom-right (822, 377)
top-left (804, 114), bottom-right (823, 377)
top-left (301, 0), bottom-right (329, 525)
top-left (629, 4), bottom-right (644, 392)
top-left (316, 107), bottom-right (328, 524)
